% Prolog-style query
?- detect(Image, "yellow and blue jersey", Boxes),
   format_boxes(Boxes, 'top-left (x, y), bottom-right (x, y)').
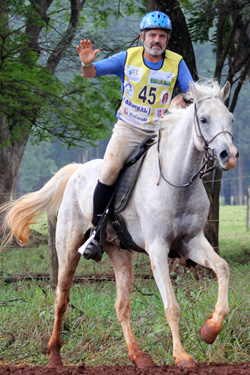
top-left (94, 47), bottom-right (193, 128)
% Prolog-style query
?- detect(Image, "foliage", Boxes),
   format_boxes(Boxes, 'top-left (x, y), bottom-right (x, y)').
top-left (0, 47), bottom-right (119, 147)
top-left (0, 0), bottom-right (136, 149)
top-left (16, 74), bottom-right (121, 194)
top-left (17, 143), bottom-right (58, 194)
top-left (0, 206), bottom-right (249, 365)
top-left (179, 0), bottom-right (250, 87)
top-left (31, 75), bottom-right (119, 147)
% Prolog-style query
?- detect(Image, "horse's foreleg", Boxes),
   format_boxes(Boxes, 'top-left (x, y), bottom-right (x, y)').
top-left (187, 233), bottom-right (230, 344)
top-left (148, 241), bottom-right (195, 368)
top-left (48, 230), bottom-right (84, 367)
top-left (107, 247), bottom-right (155, 369)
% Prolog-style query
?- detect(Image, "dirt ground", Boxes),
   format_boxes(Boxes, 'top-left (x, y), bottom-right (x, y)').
top-left (0, 362), bottom-right (250, 375)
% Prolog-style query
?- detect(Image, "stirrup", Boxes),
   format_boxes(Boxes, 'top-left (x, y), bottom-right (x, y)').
top-left (78, 228), bottom-right (104, 262)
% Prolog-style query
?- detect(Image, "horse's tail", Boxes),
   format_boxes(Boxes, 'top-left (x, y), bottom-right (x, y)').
top-left (0, 163), bottom-right (81, 248)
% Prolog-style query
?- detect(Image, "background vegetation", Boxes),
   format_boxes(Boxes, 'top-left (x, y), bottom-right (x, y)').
top-left (0, 205), bottom-right (249, 366)
top-left (12, 0), bottom-right (250, 206)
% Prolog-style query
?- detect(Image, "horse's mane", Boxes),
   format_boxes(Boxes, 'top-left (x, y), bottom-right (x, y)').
top-left (159, 80), bottom-right (222, 134)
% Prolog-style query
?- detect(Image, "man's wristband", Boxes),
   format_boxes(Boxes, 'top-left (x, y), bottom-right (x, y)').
top-left (82, 61), bottom-right (92, 67)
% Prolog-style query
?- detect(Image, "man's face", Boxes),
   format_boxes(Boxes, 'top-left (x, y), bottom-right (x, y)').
top-left (141, 29), bottom-right (170, 56)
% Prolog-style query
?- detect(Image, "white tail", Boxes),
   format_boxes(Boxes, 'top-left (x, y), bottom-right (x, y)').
top-left (0, 163), bottom-right (81, 247)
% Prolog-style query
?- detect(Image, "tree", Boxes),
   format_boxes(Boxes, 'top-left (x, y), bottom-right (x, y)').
top-left (0, 0), bottom-right (123, 209)
top-left (146, 0), bottom-right (199, 80)
top-left (180, 0), bottom-right (250, 249)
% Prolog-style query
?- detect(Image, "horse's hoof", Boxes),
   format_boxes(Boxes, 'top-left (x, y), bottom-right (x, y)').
top-left (48, 354), bottom-right (63, 367)
top-left (200, 319), bottom-right (222, 344)
top-left (134, 353), bottom-right (155, 368)
top-left (175, 356), bottom-right (196, 368)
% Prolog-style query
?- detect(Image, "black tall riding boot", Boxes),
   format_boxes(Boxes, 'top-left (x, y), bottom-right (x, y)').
top-left (92, 180), bottom-right (116, 226)
top-left (80, 180), bottom-right (115, 262)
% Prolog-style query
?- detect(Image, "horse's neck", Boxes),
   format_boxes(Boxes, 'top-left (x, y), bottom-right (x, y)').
top-left (160, 107), bottom-right (203, 184)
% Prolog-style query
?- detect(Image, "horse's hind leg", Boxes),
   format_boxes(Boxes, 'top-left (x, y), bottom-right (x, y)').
top-left (48, 250), bottom-right (83, 367)
top-left (106, 246), bottom-right (155, 369)
top-left (186, 232), bottom-right (230, 344)
top-left (48, 215), bottom-right (86, 367)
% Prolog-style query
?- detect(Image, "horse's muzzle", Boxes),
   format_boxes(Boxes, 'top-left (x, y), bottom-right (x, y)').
top-left (220, 145), bottom-right (239, 170)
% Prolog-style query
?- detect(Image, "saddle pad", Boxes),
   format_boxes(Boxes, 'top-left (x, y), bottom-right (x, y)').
top-left (113, 154), bottom-right (146, 213)
top-left (110, 135), bottom-right (156, 253)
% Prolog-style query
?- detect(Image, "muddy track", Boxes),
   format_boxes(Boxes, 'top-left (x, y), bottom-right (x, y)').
top-left (1, 362), bottom-right (250, 374)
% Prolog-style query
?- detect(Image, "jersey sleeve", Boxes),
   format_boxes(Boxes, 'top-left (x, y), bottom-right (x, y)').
top-left (94, 51), bottom-right (127, 80)
top-left (177, 59), bottom-right (194, 93)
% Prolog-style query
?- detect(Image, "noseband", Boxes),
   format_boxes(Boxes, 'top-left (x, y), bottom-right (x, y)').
top-left (194, 102), bottom-right (234, 152)
top-left (157, 100), bottom-right (234, 189)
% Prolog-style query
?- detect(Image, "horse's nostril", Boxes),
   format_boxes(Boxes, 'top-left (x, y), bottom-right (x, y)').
top-left (220, 150), bottom-right (229, 160)
top-left (236, 150), bottom-right (239, 159)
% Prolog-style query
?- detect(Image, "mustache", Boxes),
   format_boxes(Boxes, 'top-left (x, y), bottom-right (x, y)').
top-left (150, 42), bottom-right (163, 48)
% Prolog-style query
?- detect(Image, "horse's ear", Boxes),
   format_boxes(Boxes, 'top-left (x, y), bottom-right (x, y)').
top-left (220, 81), bottom-right (231, 102)
top-left (189, 81), bottom-right (199, 102)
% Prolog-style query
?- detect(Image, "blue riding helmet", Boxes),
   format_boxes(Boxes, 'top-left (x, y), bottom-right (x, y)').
top-left (140, 11), bottom-right (172, 32)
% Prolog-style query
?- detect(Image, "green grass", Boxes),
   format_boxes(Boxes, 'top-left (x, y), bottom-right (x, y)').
top-left (0, 206), bottom-right (249, 366)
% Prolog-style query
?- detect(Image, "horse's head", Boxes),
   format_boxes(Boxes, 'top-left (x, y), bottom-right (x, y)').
top-left (190, 81), bottom-right (239, 171)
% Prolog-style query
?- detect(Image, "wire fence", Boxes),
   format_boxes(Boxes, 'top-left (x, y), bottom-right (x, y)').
top-left (1, 172), bottom-right (250, 222)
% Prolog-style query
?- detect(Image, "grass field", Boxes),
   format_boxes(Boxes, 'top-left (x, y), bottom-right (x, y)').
top-left (0, 206), bottom-right (249, 366)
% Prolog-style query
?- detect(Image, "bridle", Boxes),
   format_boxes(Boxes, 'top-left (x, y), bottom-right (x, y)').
top-left (157, 100), bottom-right (234, 189)
top-left (194, 102), bottom-right (234, 153)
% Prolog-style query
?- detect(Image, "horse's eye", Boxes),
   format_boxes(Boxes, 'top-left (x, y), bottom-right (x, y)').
top-left (200, 116), bottom-right (207, 124)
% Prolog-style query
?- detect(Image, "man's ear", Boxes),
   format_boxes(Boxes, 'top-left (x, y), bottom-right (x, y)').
top-left (167, 34), bottom-right (170, 40)
top-left (140, 32), bottom-right (144, 43)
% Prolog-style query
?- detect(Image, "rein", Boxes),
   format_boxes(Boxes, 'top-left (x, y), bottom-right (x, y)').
top-left (157, 100), bottom-right (234, 188)
top-left (156, 128), bottom-right (215, 188)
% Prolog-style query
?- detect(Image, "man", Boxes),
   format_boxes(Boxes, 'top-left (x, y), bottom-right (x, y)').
top-left (76, 11), bottom-right (194, 261)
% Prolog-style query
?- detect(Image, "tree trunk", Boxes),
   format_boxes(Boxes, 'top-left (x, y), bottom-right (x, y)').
top-left (0, 115), bottom-right (29, 205)
top-left (0, 116), bottom-right (29, 236)
top-left (203, 169), bottom-right (222, 252)
top-left (146, 0), bottom-right (198, 80)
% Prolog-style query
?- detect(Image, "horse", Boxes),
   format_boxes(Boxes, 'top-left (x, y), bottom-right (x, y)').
top-left (0, 80), bottom-right (238, 369)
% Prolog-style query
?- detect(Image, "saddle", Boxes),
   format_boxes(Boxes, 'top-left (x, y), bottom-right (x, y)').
top-left (96, 134), bottom-right (182, 260)
top-left (108, 135), bottom-right (182, 259)
top-left (110, 135), bottom-right (156, 253)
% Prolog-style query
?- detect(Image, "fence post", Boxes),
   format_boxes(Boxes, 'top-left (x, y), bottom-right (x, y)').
top-left (48, 217), bottom-right (58, 290)
top-left (247, 186), bottom-right (250, 231)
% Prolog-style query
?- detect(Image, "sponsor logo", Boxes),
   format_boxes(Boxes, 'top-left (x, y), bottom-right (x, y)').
top-left (150, 78), bottom-right (171, 86)
top-left (125, 65), bottom-right (143, 83)
top-left (124, 82), bottom-right (134, 98)
top-left (149, 71), bottom-right (175, 87)
top-left (160, 91), bottom-right (170, 105)
top-left (153, 108), bottom-right (165, 122)
top-left (127, 112), bottom-right (149, 123)
top-left (122, 97), bottom-right (152, 115)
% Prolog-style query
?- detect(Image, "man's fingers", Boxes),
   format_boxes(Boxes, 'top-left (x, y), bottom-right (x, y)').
top-left (77, 40), bottom-right (99, 63)
top-left (93, 49), bottom-right (100, 57)
top-left (78, 39), bottom-right (95, 52)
